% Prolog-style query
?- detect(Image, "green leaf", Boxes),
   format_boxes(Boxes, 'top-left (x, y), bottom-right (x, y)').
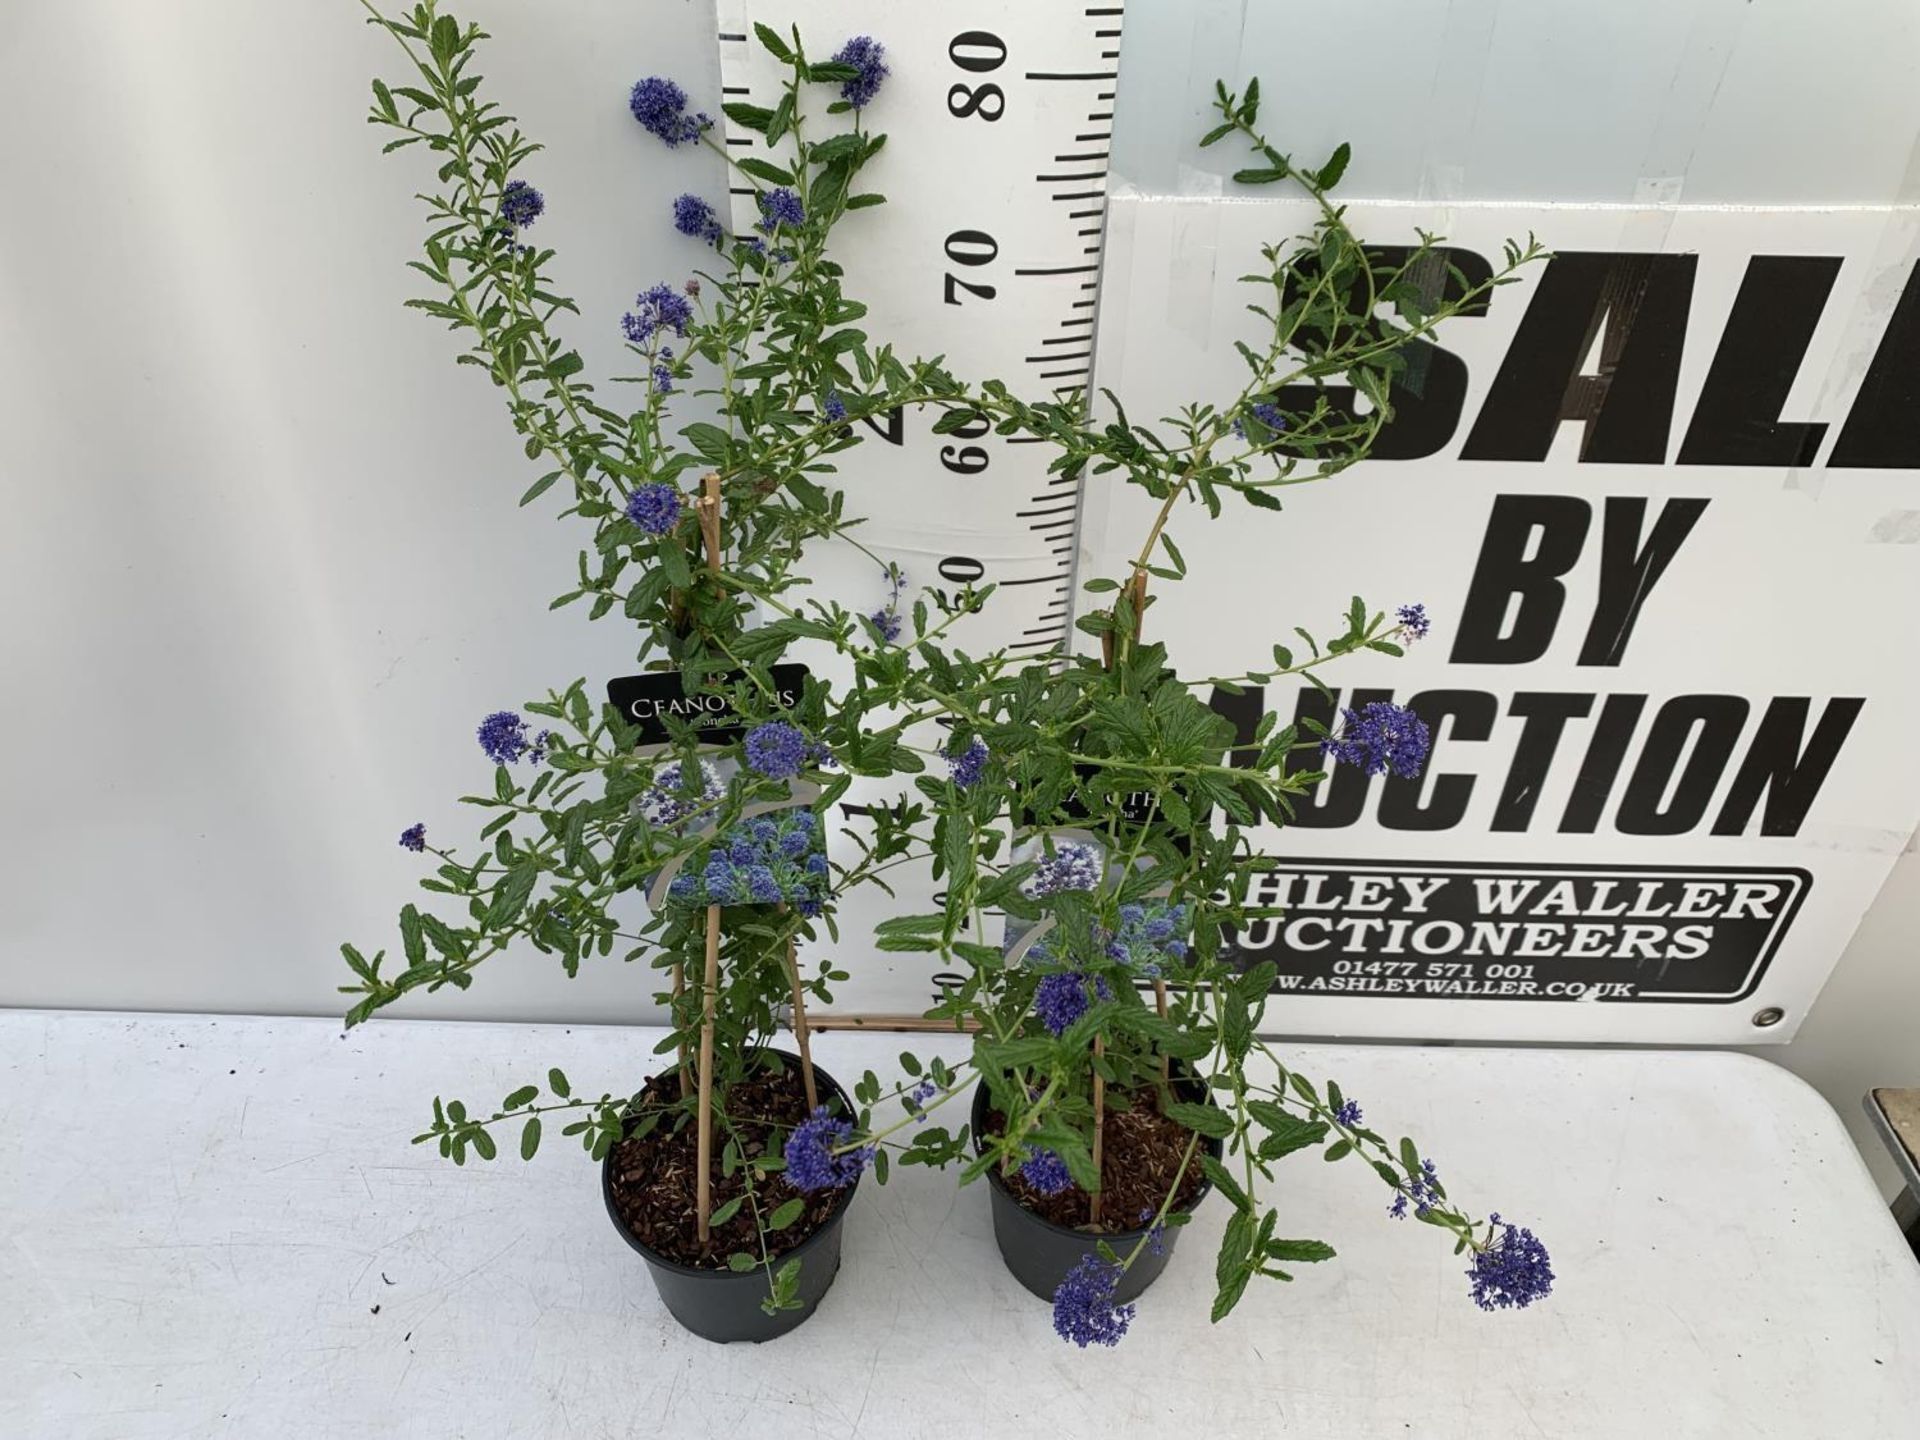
top-left (809, 133), bottom-right (864, 165)
top-left (520, 1116), bottom-right (542, 1160)
top-left (1232, 167), bottom-right (1288, 186)
top-left (1323, 1139), bottom-right (1353, 1162)
top-left (484, 860), bottom-right (538, 929)
top-left (682, 422), bottom-right (731, 463)
top-left (737, 157), bottom-right (794, 185)
top-left (1266, 1238), bottom-right (1336, 1264)
top-left (766, 92), bottom-right (795, 147)
top-left (1316, 141), bottom-right (1352, 190)
top-left (845, 193), bottom-right (888, 209)
top-left (1201, 1155), bottom-right (1252, 1213)
top-left (548, 1068), bottom-right (571, 1100)
top-left (429, 14), bottom-right (459, 63)
top-left (722, 102), bottom-right (772, 134)
top-left (399, 904), bottom-right (426, 969)
top-left (708, 1195), bottom-right (745, 1227)
top-left (1165, 1101), bottom-right (1232, 1140)
top-left (727, 1251), bottom-right (757, 1272)
top-left (769, 1197), bottom-right (806, 1230)
top-left (1211, 1267), bottom-right (1251, 1323)
top-left (1237, 77), bottom-right (1261, 125)
top-left (753, 22), bottom-right (793, 61)
top-left (1248, 1105), bottom-right (1328, 1161)
top-left (503, 1085), bottom-right (539, 1110)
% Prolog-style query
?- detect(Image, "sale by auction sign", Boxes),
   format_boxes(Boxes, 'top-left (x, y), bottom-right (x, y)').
top-left (1086, 198), bottom-right (1920, 1043)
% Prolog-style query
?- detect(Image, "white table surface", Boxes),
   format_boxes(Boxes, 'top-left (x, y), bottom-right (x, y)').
top-left (2, 1011), bottom-right (1915, 1439)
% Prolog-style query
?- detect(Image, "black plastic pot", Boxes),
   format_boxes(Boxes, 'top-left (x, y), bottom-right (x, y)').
top-left (601, 1050), bottom-right (860, 1344)
top-left (971, 1067), bottom-right (1224, 1304)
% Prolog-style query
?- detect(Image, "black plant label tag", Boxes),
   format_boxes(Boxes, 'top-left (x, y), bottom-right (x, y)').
top-left (1020, 762), bottom-right (1169, 830)
top-left (606, 663), bottom-right (809, 746)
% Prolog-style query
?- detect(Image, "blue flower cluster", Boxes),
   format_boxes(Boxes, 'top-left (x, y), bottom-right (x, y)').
top-left (638, 759), bottom-right (721, 829)
top-left (652, 352), bottom-right (675, 395)
top-left (1324, 701), bottom-right (1431, 779)
top-left (947, 736), bottom-right (989, 790)
top-left (398, 823), bottom-right (427, 853)
top-left (1390, 1157), bottom-right (1444, 1220)
top-left (476, 711), bottom-right (549, 766)
top-left (1105, 900), bottom-right (1190, 977)
top-left (1396, 603), bottom-right (1431, 641)
top-left (823, 390), bottom-right (847, 423)
top-left (1019, 1146), bottom-right (1073, 1196)
top-left (1025, 841), bottom-right (1102, 898)
top-left (1033, 972), bottom-right (1109, 1036)
top-left (672, 193), bottom-right (724, 248)
top-left (620, 283), bottom-right (694, 346)
top-left (832, 36), bottom-right (889, 109)
top-left (625, 483), bottom-right (681, 535)
top-left (1466, 1215), bottom-right (1555, 1311)
top-left (1232, 400), bottom-right (1288, 440)
top-left (1333, 1097), bottom-right (1365, 1127)
top-left (1139, 1210), bottom-right (1168, 1256)
top-left (666, 809), bottom-right (828, 911)
top-left (1052, 1255), bottom-right (1135, 1347)
top-left (629, 76), bottom-right (711, 147)
top-left (867, 560), bottom-right (903, 642)
top-left (499, 179), bottom-right (544, 230)
top-left (742, 236), bottom-right (793, 265)
top-left (784, 1106), bottom-right (873, 1192)
top-left (744, 720), bottom-right (809, 780)
top-left (903, 1078), bottom-right (937, 1120)
top-left (758, 187), bottom-right (805, 231)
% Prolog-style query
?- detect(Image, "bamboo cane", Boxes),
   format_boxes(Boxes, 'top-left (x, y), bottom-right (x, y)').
top-left (695, 902), bottom-right (721, 1244)
top-left (780, 916), bottom-right (819, 1112)
top-left (674, 961), bottom-right (690, 1098)
top-left (782, 1010), bottom-right (981, 1033)
top-left (1155, 980), bottom-right (1171, 1084)
top-left (1090, 1032), bottom-right (1106, 1226)
top-left (697, 471), bottom-right (723, 571)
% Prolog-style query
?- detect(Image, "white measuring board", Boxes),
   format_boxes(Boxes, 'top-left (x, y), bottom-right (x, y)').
top-left (715, 1), bottom-right (1122, 655)
top-left (715, 2), bottom-right (1127, 1011)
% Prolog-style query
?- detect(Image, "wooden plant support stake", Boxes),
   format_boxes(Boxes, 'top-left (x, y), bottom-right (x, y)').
top-left (778, 909), bottom-right (820, 1112)
top-left (684, 471), bottom-right (726, 1120)
top-left (799, 1012), bottom-right (982, 1034)
top-left (1094, 571), bottom-right (1149, 1211)
top-left (674, 962), bottom-right (691, 1098)
top-left (695, 902), bottom-right (722, 1244)
top-left (1089, 1033), bottom-right (1107, 1226)
top-left (1155, 981), bottom-right (1172, 1085)
top-left (697, 471), bottom-right (723, 572)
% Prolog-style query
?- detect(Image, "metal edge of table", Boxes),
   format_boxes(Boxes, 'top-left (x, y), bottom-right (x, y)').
top-left (1864, 1089), bottom-right (1920, 1195)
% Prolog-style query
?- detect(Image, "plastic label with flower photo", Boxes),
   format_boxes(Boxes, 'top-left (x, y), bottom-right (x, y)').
top-left (665, 807), bottom-right (830, 914)
top-left (633, 748), bottom-right (830, 915)
top-left (1001, 830), bottom-right (1108, 958)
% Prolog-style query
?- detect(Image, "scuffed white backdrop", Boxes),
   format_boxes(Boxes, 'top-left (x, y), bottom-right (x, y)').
top-left (4, 0), bottom-right (1920, 1195)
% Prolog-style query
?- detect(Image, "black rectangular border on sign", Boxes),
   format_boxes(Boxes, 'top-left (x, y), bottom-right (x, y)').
top-left (1235, 857), bottom-right (1813, 1005)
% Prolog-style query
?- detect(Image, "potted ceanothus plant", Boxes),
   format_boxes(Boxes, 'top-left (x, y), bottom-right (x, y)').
top-left (340, 3), bottom-right (971, 1341)
top-left (818, 83), bottom-right (1556, 1344)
